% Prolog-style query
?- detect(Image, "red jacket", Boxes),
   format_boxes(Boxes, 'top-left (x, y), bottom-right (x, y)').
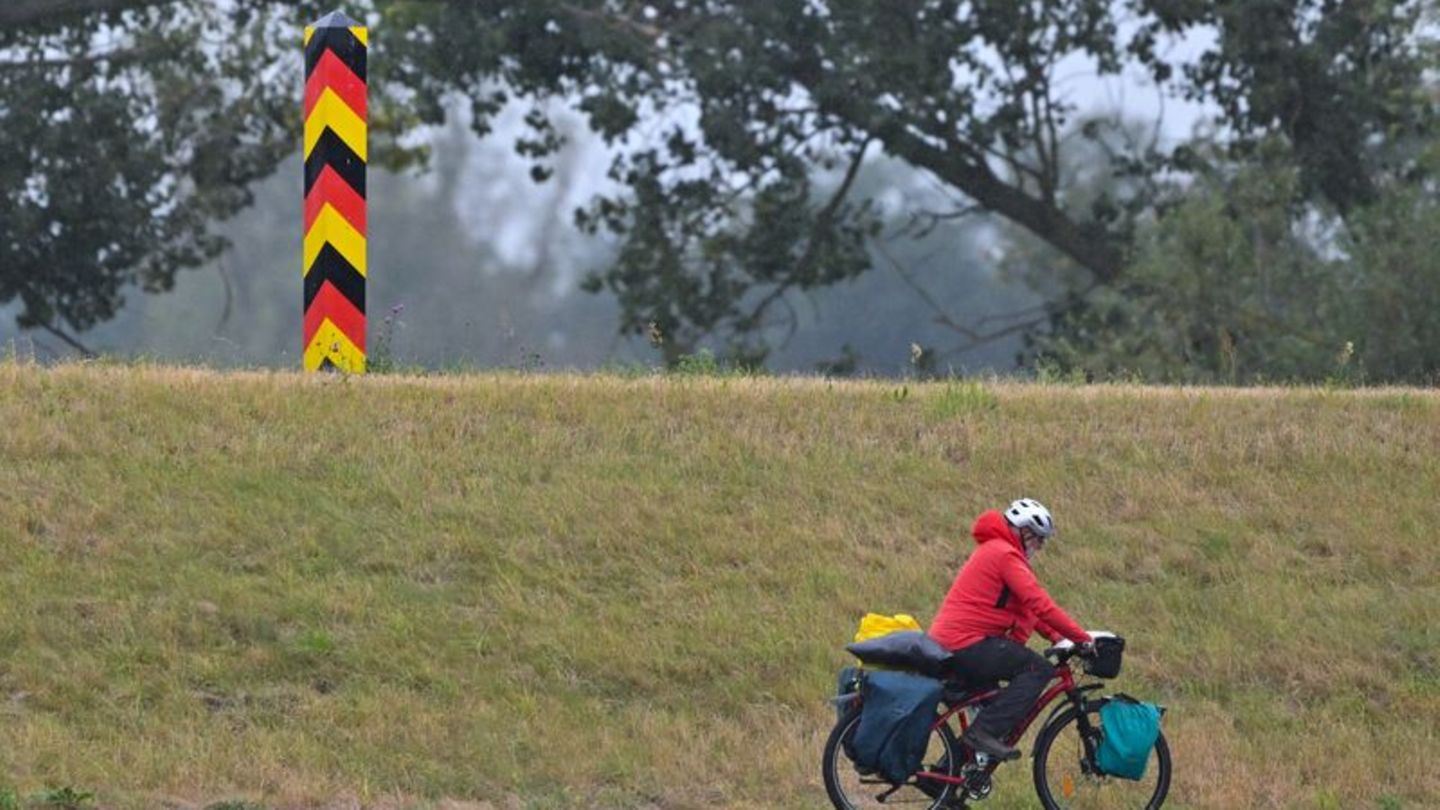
top-left (928, 510), bottom-right (1092, 651)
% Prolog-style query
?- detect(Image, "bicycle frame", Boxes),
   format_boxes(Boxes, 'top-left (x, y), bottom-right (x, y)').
top-left (912, 662), bottom-right (1088, 788)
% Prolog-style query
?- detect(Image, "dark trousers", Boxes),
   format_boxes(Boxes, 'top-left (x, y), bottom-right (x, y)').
top-left (947, 637), bottom-right (1052, 740)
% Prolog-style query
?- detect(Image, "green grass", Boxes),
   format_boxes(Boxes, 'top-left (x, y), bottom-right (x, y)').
top-left (0, 361), bottom-right (1437, 808)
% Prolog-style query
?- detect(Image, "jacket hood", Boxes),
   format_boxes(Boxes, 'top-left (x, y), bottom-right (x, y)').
top-left (972, 509), bottom-right (1023, 554)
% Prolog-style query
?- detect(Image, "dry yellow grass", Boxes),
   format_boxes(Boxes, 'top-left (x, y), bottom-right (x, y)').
top-left (0, 361), bottom-right (1436, 809)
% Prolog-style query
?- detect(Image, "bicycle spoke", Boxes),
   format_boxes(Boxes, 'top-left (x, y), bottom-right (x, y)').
top-left (825, 709), bottom-right (960, 810)
top-left (1035, 707), bottom-right (1168, 810)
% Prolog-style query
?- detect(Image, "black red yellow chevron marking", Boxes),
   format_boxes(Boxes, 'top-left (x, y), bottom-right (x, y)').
top-left (303, 10), bottom-right (367, 373)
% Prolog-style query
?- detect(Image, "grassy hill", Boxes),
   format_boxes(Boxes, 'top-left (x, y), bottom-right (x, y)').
top-left (0, 361), bottom-right (1436, 809)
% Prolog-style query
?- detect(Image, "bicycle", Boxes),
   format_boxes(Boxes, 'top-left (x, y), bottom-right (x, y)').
top-left (822, 637), bottom-right (1171, 809)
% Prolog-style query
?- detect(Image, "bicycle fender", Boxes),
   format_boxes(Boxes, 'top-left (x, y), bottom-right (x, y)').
top-left (1038, 684), bottom-right (1105, 734)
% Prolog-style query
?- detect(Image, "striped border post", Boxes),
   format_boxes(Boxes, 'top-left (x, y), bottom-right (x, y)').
top-left (303, 10), bottom-right (368, 373)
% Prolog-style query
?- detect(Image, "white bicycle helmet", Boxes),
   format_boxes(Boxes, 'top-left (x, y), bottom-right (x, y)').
top-left (1005, 498), bottom-right (1055, 539)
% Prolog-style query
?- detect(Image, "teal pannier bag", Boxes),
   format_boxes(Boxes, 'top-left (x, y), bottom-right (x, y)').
top-left (1096, 696), bottom-right (1163, 780)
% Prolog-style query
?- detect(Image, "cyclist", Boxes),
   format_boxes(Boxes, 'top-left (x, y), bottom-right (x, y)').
top-left (928, 498), bottom-right (1093, 761)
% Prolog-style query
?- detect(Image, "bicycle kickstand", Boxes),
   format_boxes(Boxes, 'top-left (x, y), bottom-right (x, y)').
top-left (875, 783), bottom-right (905, 803)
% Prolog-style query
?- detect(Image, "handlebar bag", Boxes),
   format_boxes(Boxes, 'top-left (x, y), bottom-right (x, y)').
top-left (1084, 634), bottom-right (1126, 678)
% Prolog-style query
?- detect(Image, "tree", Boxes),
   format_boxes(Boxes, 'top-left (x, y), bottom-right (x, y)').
top-left (371, 0), bottom-right (1146, 360)
top-left (1024, 1), bottom-right (1440, 384)
top-left (4, 0), bottom-right (1433, 369)
top-left (366, 0), bottom-right (1435, 363)
top-left (0, 0), bottom-right (310, 352)
top-left (0, 1), bottom-right (174, 30)
top-left (1028, 145), bottom-right (1440, 385)
top-left (1027, 154), bottom-right (1343, 382)
top-left (1143, 0), bottom-right (1437, 215)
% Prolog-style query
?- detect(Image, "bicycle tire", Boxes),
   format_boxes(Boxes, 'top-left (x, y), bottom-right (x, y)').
top-left (822, 703), bottom-right (962, 810)
top-left (1031, 702), bottom-right (1171, 810)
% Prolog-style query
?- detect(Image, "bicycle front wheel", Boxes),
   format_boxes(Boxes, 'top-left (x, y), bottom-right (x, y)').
top-left (1032, 704), bottom-right (1171, 810)
top-left (822, 704), bottom-right (961, 810)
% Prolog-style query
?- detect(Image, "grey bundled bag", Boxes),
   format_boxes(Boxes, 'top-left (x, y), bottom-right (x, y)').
top-left (845, 630), bottom-right (956, 678)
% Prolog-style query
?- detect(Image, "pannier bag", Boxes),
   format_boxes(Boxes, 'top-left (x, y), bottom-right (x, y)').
top-left (846, 630), bottom-right (955, 678)
top-left (850, 670), bottom-right (945, 785)
top-left (1096, 695), bottom-right (1163, 780)
top-left (834, 666), bottom-right (865, 764)
top-left (834, 665), bottom-right (863, 722)
top-left (1084, 634), bottom-right (1126, 678)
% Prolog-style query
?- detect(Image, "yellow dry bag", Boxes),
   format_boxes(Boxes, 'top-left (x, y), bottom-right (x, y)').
top-left (853, 613), bottom-right (923, 644)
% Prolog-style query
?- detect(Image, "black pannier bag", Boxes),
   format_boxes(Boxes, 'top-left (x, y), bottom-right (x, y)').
top-left (833, 666), bottom-right (866, 765)
top-left (845, 630), bottom-right (956, 678)
top-left (1084, 634), bottom-right (1126, 678)
top-left (850, 670), bottom-right (946, 785)
top-left (834, 665), bottom-right (863, 722)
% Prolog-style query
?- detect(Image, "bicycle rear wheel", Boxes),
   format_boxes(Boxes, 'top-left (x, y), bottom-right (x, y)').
top-left (822, 704), bottom-right (961, 809)
top-left (1032, 704), bottom-right (1171, 809)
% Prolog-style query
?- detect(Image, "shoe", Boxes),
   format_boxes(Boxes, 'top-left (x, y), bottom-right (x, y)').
top-left (961, 726), bottom-right (1020, 761)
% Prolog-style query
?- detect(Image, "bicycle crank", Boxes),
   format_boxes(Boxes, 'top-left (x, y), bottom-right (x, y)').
top-left (960, 765), bottom-right (993, 801)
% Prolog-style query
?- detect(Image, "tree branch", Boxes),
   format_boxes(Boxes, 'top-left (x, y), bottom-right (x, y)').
top-left (558, 2), bottom-right (667, 43)
top-left (910, 134), bottom-right (1119, 278)
top-left (735, 137), bottom-right (871, 336)
top-left (893, 202), bottom-right (986, 240)
top-left (552, 3), bottom-right (1125, 283)
top-left (874, 241), bottom-right (978, 338)
top-left (793, 136), bottom-right (871, 272)
top-left (874, 241), bottom-right (1077, 354)
top-left (939, 313), bottom-right (1052, 355)
top-left (0, 0), bottom-right (177, 29)
top-left (214, 258), bottom-right (234, 335)
top-left (0, 42), bottom-right (171, 72)
top-left (35, 321), bottom-right (96, 358)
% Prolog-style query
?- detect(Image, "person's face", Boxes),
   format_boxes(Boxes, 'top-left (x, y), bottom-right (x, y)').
top-left (1020, 527), bottom-right (1046, 559)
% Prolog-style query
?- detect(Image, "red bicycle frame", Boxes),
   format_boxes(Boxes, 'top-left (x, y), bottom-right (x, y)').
top-left (913, 663), bottom-right (1080, 787)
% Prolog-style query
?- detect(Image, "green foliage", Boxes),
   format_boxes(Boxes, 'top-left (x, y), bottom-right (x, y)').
top-left (364, 0), bottom-right (1436, 367)
top-left (27, 787), bottom-right (94, 810)
top-left (927, 380), bottom-right (998, 418)
top-left (1031, 155), bottom-right (1440, 385)
top-left (1034, 356), bottom-right (1091, 386)
top-left (0, 788), bottom-right (18, 810)
top-left (1148, 0), bottom-right (1437, 213)
top-left (1340, 188), bottom-right (1440, 382)
top-left (0, 2), bottom-right (312, 348)
top-left (294, 628), bottom-right (337, 656)
top-left (1033, 159), bottom-right (1336, 382)
top-left (370, 0), bottom-right (1160, 359)
top-left (3, 0), bottom-right (1436, 382)
top-left (668, 348), bottom-right (760, 378)
top-left (365, 304), bottom-right (406, 375)
top-left (670, 348), bottom-right (724, 377)
top-left (201, 801), bottom-right (268, 810)
top-left (597, 359), bottom-right (658, 379)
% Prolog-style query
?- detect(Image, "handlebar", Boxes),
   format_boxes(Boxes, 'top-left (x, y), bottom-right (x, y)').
top-left (1042, 630), bottom-right (1118, 663)
top-left (1042, 642), bottom-right (1087, 663)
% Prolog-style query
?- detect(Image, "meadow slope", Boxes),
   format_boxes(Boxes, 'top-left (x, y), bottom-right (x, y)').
top-left (0, 362), bottom-right (1437, 809)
